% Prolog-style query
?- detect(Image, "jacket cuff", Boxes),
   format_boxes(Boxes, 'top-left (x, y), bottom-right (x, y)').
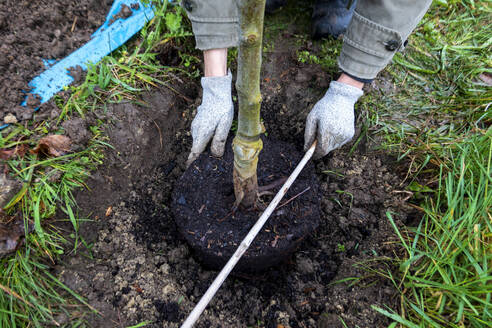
top-left (187, 15), bottom-right (239, 50)
top-left (194, 29), bottom-right (239, 50)
top-left (182, 0), bottom-right (239, 50)
top-left (338, 11), bottom-right (404, 80)
top-left (342, 71), bottom-right (374, 84)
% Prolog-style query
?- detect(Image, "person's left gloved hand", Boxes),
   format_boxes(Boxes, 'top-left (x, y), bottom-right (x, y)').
top-left (186, 71), bottom-right (234, 167)
top-left (304, 80), bottom-right (363, 158)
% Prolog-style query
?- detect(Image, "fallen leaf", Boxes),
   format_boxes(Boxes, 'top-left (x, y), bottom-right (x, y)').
top-left (0, 144), bottom-right (28, 160)
top-left (31, 135), bottom-right (71, 157)
top-left (0, 149), bottom-right (16, 160)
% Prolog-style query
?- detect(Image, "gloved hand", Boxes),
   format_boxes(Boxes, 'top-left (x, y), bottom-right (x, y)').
top-left (186, 71), bottom-right (234, 167)
top-left (304, 80), bottom-right (363, 158)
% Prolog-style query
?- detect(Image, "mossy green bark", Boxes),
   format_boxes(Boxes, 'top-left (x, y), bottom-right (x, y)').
top-left (232, 0), bottom-right (266, 208)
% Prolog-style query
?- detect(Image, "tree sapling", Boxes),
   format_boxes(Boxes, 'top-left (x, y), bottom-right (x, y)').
top-left (232, 0), bottom-right (267, 209)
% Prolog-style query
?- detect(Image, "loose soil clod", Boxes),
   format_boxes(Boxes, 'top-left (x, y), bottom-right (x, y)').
top-left (0, 212), bottom-right (28, 258)
top-left (172, 138), bottom-right (320, 272)
top-left (0, 174), bottom-right (22, 209)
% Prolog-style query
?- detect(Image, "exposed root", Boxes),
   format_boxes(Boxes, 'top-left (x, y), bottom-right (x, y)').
top-left (257, 177), bottom-right (287, 197)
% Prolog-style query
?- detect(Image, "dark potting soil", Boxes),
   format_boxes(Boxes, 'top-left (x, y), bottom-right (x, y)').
top-left (0, 0), bottom-right (111, 122)
top-left (173, 138), bottom-right (320, 272)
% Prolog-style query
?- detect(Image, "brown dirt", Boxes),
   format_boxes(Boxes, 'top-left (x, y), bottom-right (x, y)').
top-left (51, 34), bottom-right (420, 327)
top-left (0, 0), bottom-right (111, 122)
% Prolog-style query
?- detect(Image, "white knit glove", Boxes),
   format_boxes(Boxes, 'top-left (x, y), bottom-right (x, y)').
top-left (304, 81), bottom-right (363, 158)
top-left (186, 71), bottom-right (234, 167)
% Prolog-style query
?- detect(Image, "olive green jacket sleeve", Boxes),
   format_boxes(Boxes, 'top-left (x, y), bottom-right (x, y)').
top-left (181, 0), bottom-right (239, 50)
top-left (338, 0), bottom-right (432, 79)
top-left (182, 0), bottom-right (432, 79)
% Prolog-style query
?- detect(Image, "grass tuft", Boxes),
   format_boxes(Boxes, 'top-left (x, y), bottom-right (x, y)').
top-left (380, 131), bottom-right (491, 327)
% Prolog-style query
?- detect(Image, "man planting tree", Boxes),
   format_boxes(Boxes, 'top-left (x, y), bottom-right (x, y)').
top-left (183, 0), bottom-right (432, 199)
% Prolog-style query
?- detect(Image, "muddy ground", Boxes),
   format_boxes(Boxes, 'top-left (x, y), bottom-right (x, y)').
top-left (53, 29), bottom-right (419, 328)
top-left (0, 0), bottom-right (111, 122)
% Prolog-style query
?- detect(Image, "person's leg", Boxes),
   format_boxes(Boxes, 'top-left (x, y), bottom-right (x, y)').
top-left (265, 0), bottom-right (287, 14)
top-left (312, 0), bottom-right (357, 39)
top-left (305, 0), bottom-right (433, 159)
top-left (265, 0), bottom-right (357, 39)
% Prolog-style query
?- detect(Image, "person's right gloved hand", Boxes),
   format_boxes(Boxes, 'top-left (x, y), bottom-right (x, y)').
top-left (186, 71), bottom-right (234, 167)
top-left (304, 80), bottom-right (363, 159)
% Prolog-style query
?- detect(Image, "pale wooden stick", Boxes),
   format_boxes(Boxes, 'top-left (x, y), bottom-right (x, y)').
top-left (180, 141), bottom-right (317, 328)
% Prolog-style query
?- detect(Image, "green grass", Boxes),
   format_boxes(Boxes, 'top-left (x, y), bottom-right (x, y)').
top-left (376, 132), bottom-right (491, 327)
top-left (263, 0), bottom-right (342, 75)
top-left (0, 1), bottom-right (194, 326)
top-left (0, 250), bottom-right (96, 327)
top-left (359, 0), bottom-right (492, 326)
top-left (58, 3), bottom-right (196, 122)
top-left (1, 123), bottom-right (107, 327)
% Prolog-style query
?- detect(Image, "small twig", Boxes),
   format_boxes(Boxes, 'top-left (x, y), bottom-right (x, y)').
top-left (258, 190), bottom-right (275, 197)
top-left (167, 72), bottom-right (185, 84)
top-left (258, 177), bottom-right (287, 197)
top-left (391, 190), bottom-right (414, 202)
top-left (71, 16), bottom-right (78, 32)
top-left (217, 211), bottom-right (234, 223)
top-left (152, 119), bottom-right (163, 150)
top-left (407, 202), bottom-right (425, 212)
top-left (276, 186), bottom-right (311, 210)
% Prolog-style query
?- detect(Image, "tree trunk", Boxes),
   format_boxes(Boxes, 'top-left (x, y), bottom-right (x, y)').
top-left (232, 0), bottom-right (266, 209)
